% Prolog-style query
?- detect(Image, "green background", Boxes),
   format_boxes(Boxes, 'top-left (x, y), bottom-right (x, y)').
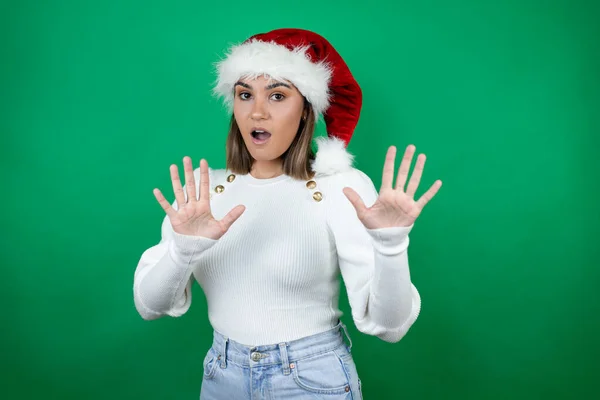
top-left (2, 0), bottom-right (599, 398)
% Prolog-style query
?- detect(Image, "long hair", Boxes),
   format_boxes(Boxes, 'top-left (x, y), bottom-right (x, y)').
top-left (225, 100), bottom-right (316, 180)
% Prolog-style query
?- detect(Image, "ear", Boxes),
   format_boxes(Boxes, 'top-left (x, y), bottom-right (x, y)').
top-left (302, 98), bottom-right (310, 120)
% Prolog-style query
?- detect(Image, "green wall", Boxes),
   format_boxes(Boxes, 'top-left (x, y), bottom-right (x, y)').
top-left (2, 0), bottom-right (598, 398)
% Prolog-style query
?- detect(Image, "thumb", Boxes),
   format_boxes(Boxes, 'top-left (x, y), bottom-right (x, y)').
top-left (343, 187), bottom-right (367, 216)
top-left (220, 204), bottom-right (246, 231)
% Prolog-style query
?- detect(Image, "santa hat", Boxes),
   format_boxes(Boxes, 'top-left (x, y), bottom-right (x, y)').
top-left (213, 28), bottom-right (361, 175)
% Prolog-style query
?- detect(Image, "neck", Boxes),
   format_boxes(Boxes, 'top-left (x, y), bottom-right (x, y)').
top-left (250, 159), bottom-right (284, 179)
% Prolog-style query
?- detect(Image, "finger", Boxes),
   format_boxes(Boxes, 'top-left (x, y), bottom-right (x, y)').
top-left (416, 180), bottom-right (442, 209)
top-left (220, 204), bottom-right (246, 231)
top-left (343, 187), bottom-right (367, 216)
top-left (170, 164), bottom-right (186, 209)
top-left (406, 153), bottom-right (426, 197)
top-left (199, 159), bottom-right (210, 203)
top-left (183, 156), bottom-right (197, 203)
top-left (396, 145), bottom-right (416, 191)
top-left (380, 146), bottom-right (397, 191)
top-left (153, 188), bottom-right (177, 219)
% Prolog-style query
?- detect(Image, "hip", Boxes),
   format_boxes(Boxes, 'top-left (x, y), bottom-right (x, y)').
top-left (200, 320), bottom-right (363, 399)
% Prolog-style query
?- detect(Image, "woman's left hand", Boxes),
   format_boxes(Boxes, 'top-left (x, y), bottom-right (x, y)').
top-left (343, 145), bottom-right (442, 229)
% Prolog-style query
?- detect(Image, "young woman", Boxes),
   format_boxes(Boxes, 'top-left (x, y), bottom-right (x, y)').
top-left (133, 28), bottom-right (442, 399)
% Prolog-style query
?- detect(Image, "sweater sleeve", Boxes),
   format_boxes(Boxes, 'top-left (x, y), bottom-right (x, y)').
top-left (326, 168), bottom-right (421, 343)
top-left (133, 167), bottom-right (218, 320)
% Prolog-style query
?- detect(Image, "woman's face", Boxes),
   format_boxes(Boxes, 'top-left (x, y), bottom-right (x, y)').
top-left (233, 75), bottom-right (305, 164)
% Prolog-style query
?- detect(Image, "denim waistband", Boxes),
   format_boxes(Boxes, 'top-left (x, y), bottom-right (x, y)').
top-left (210, 320), bottom-right (353, 371)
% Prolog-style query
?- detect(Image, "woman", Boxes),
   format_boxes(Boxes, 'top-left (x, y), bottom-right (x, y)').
top-left (133, 28), bottom-right (442, 399)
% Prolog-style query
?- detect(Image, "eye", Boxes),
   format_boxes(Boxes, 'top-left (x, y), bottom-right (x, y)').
top-left (238, 92), bottom-right (251, 100)
top-left (271, 93), bottom-right (285, 101)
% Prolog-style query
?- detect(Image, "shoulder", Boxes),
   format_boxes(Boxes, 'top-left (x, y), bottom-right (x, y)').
top-left (191, 166), bottom-right (231, 185)
top-left (319, 168), bottom-right (374, 191)
top-left (319, 168), bottom-right (379, 222)
top-left (322, 169), bottom-right (378, 211)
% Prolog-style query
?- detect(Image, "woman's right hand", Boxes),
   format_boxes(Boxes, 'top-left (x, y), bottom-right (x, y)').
top-left (153, 157), bottom-right (246, 240)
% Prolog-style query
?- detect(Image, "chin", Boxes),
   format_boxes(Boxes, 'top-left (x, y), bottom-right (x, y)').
top-left (243, 139), bottom-right (274, 156)
top-left (249, 152), bottom-right (279, 162)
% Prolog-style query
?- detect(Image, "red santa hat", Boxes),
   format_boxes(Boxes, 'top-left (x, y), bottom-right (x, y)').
top-left (213, 28), bottom-right (362, 162)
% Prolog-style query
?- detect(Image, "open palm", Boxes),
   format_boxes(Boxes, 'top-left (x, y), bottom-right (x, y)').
top-left (343, 145), bottom-right (442, 229)
top-left (153, 157), bottom-right (245, 240)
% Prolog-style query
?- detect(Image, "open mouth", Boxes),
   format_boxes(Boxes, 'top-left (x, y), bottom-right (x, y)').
top-left (251, 129), bottom-right (272, 144)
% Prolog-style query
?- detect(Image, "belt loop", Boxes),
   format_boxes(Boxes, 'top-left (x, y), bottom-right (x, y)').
top-left (278, 343), bottom-right (291, 375)
top-left (220, 336), bottom-right (228, 368)
top-left (340, 321), bottom-right (353, 351)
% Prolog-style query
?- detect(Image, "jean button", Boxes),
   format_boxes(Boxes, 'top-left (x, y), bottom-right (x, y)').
top-left (251, 352), bottom-right (261, 362)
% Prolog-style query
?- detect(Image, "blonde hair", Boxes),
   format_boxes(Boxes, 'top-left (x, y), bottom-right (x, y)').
top-left (225, 100), bottom-right (316, 180)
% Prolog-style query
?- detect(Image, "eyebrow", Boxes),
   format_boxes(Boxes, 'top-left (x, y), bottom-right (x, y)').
top-left (234, 81), bottom-right (292, 90)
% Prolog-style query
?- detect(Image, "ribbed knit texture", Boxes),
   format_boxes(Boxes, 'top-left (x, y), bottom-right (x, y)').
top-left (133, 167), bottom-right (421, 346)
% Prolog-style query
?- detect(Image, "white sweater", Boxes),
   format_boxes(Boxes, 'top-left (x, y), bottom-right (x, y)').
top-left (133, 164), bottom-right (421, 346)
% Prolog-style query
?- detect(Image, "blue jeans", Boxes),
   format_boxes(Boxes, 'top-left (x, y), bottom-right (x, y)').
top-left (200, 320), bottom-right (363, 399)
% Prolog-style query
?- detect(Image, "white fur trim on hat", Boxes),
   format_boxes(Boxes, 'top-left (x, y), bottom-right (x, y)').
top-left (311, 136), bottom-right (355, 176)
top-left (213, 39), bottom-right (332, 115)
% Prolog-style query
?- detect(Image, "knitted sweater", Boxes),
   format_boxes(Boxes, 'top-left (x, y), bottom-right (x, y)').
top-left (133, 141), bottom-right (421, 346)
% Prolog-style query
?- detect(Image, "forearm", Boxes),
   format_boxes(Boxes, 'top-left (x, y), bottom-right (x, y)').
top-left (133, 233), bottom-right (216, 319)
top-left (363, 226), bottom-right (419, 341)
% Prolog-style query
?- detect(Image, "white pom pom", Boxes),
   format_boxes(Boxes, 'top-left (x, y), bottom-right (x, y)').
top-left (311, 136), bottom-right (355, 176)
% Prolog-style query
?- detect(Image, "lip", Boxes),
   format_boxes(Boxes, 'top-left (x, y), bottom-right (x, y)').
top-left (251, 136), bottom-right (270, 145)
top-left (251, 127), bottom-right (271, 145)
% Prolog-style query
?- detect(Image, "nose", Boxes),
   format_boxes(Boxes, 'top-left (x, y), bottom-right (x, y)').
top-left (250, 97), bottom-right (268, 120)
